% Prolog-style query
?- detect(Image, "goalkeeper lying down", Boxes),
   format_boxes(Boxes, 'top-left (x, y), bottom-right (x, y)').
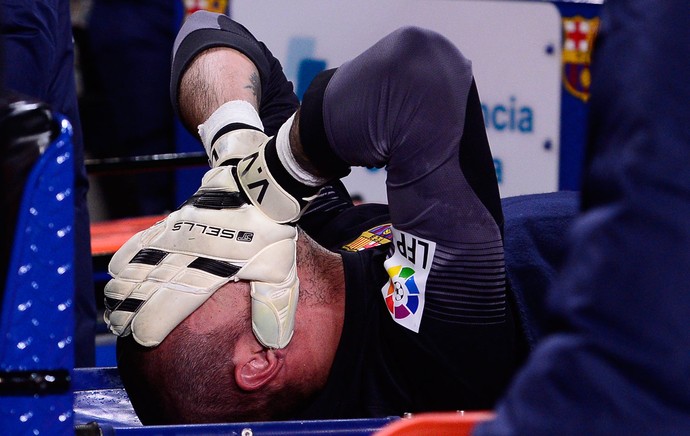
top-left (104, 11), bottom-right (527, 424)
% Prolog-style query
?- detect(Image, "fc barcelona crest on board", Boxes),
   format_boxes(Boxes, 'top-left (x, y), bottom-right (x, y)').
top-left (184, 0), bottom-right (229, 16)
top-left (562, 16), bottom-right (599, 102)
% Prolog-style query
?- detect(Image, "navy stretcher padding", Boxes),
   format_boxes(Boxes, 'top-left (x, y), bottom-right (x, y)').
top-left (502, 191), bottom-right (580, 345)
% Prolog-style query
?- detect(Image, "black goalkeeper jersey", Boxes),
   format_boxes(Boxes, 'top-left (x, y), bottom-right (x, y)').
top-left (295, 247), bottom-right (522, 419)
top-left (296, 206), bottom-right (523, 419)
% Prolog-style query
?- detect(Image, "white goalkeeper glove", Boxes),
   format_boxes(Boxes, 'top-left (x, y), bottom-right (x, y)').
top-left (104, 165), bottom-right (300, 349)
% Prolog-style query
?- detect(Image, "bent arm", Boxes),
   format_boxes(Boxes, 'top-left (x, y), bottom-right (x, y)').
top-left (172, 10), bottom-right (299, 136)
top-left (298, 27), bottom-right (503, 247)
top-left (292, 27), bottom-right (512, 332)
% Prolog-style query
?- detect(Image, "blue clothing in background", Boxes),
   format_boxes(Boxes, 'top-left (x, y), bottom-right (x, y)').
top-left (501, 191), bottom-right (580, 346)
top-left (476, 1), bottom-right (690, 433)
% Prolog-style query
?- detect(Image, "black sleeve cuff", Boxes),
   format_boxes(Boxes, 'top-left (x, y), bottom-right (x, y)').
top-left (299, 68), bottom-right (351, 179)
top-left (264, 136), bottom-right (320, 205)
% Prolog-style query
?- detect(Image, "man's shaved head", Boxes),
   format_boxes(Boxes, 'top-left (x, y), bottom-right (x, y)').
top-left (116, 230), bottom-right (346, 425)
top-left (117, 283), bottom-right (257, 424)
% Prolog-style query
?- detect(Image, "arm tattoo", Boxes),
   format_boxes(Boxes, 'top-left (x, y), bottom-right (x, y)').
top-left (245, 72), bottom-right (262, 104)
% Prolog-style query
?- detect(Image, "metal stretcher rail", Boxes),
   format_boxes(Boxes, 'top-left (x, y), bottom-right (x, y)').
top-left (72, 367), bottom-right (400, 435)
top-left (85, 151), bottom-right (208, 176)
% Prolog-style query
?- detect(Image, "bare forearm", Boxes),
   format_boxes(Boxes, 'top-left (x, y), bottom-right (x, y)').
top-left (178, 47), bottom-right (261, 131)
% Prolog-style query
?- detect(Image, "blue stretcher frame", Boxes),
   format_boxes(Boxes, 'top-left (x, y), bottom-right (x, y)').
top-left (72, 366), bottom-right (400, 434)
top-left (0, 115), bottom-right (75, 435)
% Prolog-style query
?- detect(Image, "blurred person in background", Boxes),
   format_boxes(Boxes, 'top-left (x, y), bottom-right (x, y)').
top-left (76, 0), bottom-right (178, 219)
top-left (475, 0), bottom-right (690, 433)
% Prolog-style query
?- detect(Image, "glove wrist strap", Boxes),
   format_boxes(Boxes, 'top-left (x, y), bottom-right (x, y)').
top-left (237, 137), bottom-right (320, 223)
top-left (198, 100), bottom-right (265, 166)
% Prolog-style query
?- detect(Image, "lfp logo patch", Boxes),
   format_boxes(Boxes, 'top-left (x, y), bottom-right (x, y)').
top-left (384, 266), bottom-right (420, 319)
top-left (381, 228), bottom-right (436, 333)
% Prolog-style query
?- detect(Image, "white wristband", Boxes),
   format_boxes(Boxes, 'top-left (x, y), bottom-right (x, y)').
top-left (198, 100), bottom-right (264, 152)
top-left (276, 112), bottom-right (329, 187)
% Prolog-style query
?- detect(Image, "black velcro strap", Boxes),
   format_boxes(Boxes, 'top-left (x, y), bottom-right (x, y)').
top-left (184, 190), bottom-right (248, 210)
top-left (263, 136), bottom-right (320, 204)
top-left (188, 257), bottom-right (240, 277)
top-left (130, 249), bottom-right (168, 266)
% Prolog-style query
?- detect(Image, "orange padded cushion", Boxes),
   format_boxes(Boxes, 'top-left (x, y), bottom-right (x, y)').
top-left (90, 215), bottom-right (166, 256)
top-left (375, 411), bottom-right (495, 436)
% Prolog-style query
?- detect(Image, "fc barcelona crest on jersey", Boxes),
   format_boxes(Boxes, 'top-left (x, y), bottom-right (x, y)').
top-left (342, 224), bottom-right (393, 252)
top-left (562, 16), bottom-right (600, 102)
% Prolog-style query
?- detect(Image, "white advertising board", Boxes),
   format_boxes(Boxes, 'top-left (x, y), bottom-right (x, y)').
top-left (232, 0), bottom-right (562, 202)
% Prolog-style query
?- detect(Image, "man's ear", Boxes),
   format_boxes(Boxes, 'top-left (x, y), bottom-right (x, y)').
top-left (235, 349), bottom-right (283, 391)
